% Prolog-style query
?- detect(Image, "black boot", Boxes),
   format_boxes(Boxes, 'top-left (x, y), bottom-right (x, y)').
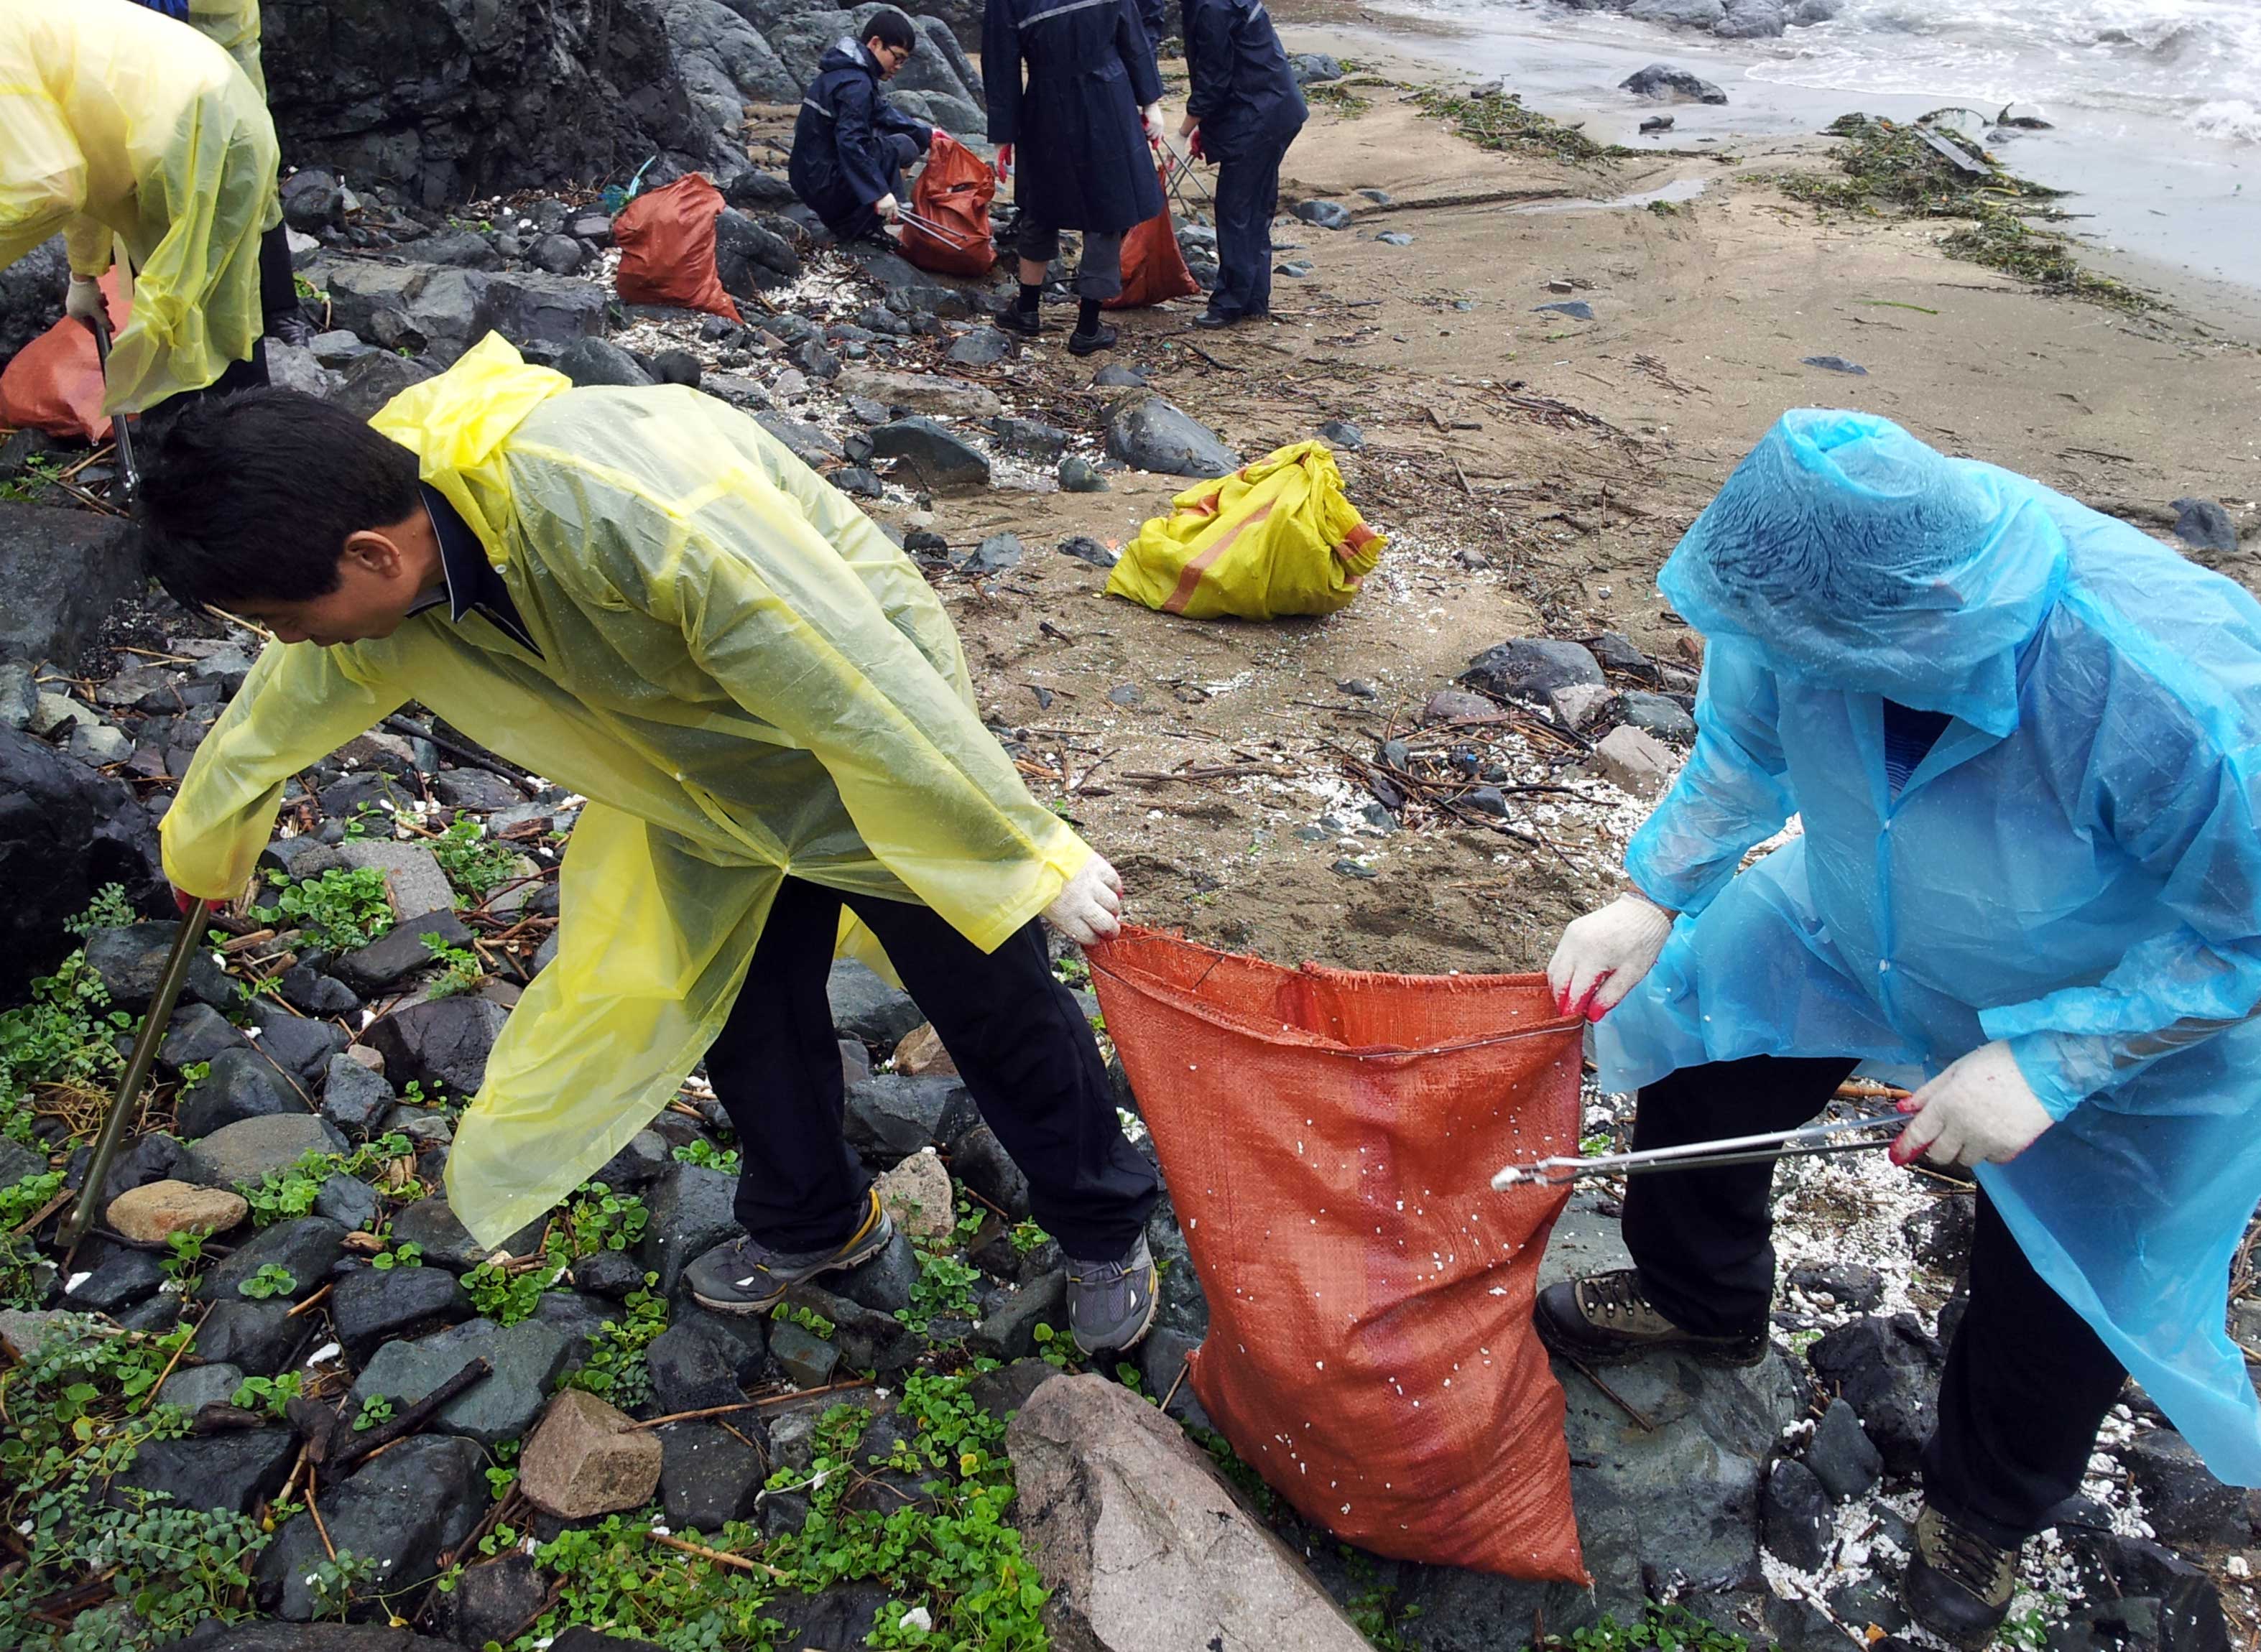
top-left (1902, 1501), bottom-right (2020, 1650)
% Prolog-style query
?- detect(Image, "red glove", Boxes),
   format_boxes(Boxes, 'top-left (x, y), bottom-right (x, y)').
top-left (929, 129), bottom-right (947, 157)
top-left (1188, 128), bottom-right (1206, 162)
top-left (994, 142), bottom-right (1013, 185)
top-left (172, 888), bottom-right (202, 917)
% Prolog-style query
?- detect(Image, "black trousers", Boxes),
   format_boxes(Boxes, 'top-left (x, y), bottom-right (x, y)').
top-left (829, 134), bottom-right (927, 243)
top-left (703, 876), bottom-right (1158, 1262)
top-left (1014, 220), bottom-right (1126, 302)
top-left (1624, 1054), bottom-right (2127, 1543)
top-left (1210, 130), bottom-right (1293, 320)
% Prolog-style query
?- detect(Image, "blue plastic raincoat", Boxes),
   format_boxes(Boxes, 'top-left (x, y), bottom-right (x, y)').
top-left (1597, 410), bottom-right (2261, 1482)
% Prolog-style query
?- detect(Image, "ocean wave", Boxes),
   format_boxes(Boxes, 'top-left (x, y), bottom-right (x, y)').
top-left (2190, 98), bottom-right (2261, 144)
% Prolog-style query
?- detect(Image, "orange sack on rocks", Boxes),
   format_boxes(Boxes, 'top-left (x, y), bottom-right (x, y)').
top-left (0, 272), bottom-right (131, 442)
top-left (900, 134), bottom-right (996, 278)
top-left (612, 175), bottom-right (743, 322)
top-left (1105, 165), bottom-right (1200, 310)
top-left (1088, 926), bottom-right (1590, 1582)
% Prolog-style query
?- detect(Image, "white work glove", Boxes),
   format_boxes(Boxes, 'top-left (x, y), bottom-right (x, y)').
top-left (1045, 853), bottom-right (1124, 946)
top-left (874, 192), bottom-right (900, 221)
top-left (1890, 1041), bottom-right (2054, 1170)
top-left (1546, 893), bottom-right (1673, 1021)
top-left (65, 276), bottom-right (104, 324)
top-left (1142, 102), bottom-right (1167, 146)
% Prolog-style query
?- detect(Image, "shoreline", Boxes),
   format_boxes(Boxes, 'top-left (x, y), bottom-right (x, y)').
top-left (1270, 0), bottom-right (2261, 340)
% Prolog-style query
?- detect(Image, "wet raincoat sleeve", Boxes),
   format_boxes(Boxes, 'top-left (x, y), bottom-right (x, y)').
top-left (1979, 657), bottom-right (2261, 1119)
top-left (830, 77), bottom-right (917, 209)
top-left (158, 641), bottom-right (414, 901)
top-left (1183, 0), bottom-right (1234, 123)
top-left (1120, 0), bottom-right (1166, 109)
top-left (187, 0), bottom-right (266, 100)
top-left (524, 395), bottom-right (1093, 952)
top-left (981, 0), bottom-right (1022, 145)
top-left (1623, 638), bottom-right (1795, 917)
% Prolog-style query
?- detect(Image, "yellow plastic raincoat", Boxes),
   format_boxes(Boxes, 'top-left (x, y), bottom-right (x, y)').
top-left (161, 335), bottom-right (1094, 1246)
top-left (187, 0), bottom-right (269, 101)
top-left (0, 0), bottom-right (279, 412)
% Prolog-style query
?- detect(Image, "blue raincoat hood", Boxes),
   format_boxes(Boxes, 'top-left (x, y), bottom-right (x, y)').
top-left (1658, 410), bottom-right (2067, 735)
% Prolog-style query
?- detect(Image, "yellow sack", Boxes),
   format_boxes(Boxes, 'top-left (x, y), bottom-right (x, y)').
top-left (1105, 440), bottom-right (1385, 620)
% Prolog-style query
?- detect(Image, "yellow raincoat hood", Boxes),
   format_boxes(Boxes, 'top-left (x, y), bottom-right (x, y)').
top-left (0, 0), bottom-right (281, 412)
top-left (162, 336), bottom-right (1092, 1243)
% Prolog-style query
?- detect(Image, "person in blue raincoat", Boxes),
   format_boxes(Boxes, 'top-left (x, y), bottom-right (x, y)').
top-left (1527, 410), bottom-right (2261, 1650)
top-left (787, 11), bottom-right (938, 247)
top-left (984, 0), bottom-right (1166, 358)
top-left (1177, 0), bottom-right (1305, 329)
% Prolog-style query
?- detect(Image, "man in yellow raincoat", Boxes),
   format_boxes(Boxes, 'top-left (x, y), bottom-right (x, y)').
top-left (0, 0), bottom-right (283, 411)
top-left (136, 335), bottom-right (1165, 1355)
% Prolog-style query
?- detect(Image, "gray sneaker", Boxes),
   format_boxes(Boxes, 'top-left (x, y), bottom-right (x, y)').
top-left (685, 1189), bottom-right (892, 1316)
top-left (1067, 1233), bottom-right (1158, 1355)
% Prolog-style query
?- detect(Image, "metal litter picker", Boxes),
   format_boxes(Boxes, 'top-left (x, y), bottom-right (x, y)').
top-left (1492, 1112), bottom-right (1908, 1189)
top-left (59, 311), bottom-right (194, 1256)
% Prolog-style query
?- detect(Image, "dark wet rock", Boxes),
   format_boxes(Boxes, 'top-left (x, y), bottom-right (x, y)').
top-left (353, 1316), bottom-right (575, 1447)
top-left (182, 1115), bottom-right (350, 1189)
top-left (193, 1297), bottom-right (314, 1377)
top-left (713, 208), bottom-right (802, 294)
top-left (647, 1317), bottom-right (748, 1415)
top-left (754, 411), bottom-right (846, 465)
top-left (769, 1318), bottom-right (840, 1388)
top-left (660, 1421), bottom-right (766, 1531)
top-left (1620, 63), bottom-right (1729, 103)
top-left (951, 1123), bottom-right (1031, 1222)
top-left (363, 996), bottom-right (509, 1096)
top-left (971, 1269), bottom-right (1066, 1362)
top-left (1288, 53), bottom-right (1345, 85)
top-left (592, 1129), bottom-right (672, 1194)
top-left (0, 727), bottom-right (164, 996)
top-left (312, 1171), bottom-right (381, 1232)
top-left (198, 1217), bottom-right (346, 1304)
top-left (844, 1075), bottom-right (960, 1163)
top-left (1293, 200), bottom-right (1354, 231)
top-left (1617, 688), bottom-right (1698, 745)
top-left (570, 1247), bottom-right (651, 1301)
top-left (639, 1162), bottom-right (741, 1296)
top-left (1091, 363), bottom-right (1147, 388)
top-left (431, 1552), bottom-right (550, 1651)
top-left (2171, 498), bottom-right (2239, 554)
top-left (157, 1360), bottom-right (245, 1414)
top-left (651, 348), bottom-right (703, 387)
top-left (66, 1248), bottom-right (168, 1312)
top-left (85, 922), bottom-right (236, 1013)
top-left (1804, 1396), bottom-right (1884, 1501)
top-left (332, 909), bottom-right (476, 995)
top-left (319, 1054), bottom-right (397, 1138)
top-left (114, 1428), bottom-right (299, 1516)
top-left (0, 504), bottom-right (145, 673)
top-left (946, 327), bottom-right (1014, 368)
top-left (1105, 395), bottom-right (1239, 478)
top-left (961, 533), bottom-right (1023, 575)
top-left (989, 417), bottom-right (1071, 462)
top-left (1147, 1205), bottom-right (1207, 1339)
top-left (835, 1230), bottom-right (920, 1316)
top-left (244, 1002), bottom-right (351, 1089)
top-left (177, 1045), bottom-right (308, 1140)
top-left (1463, 639), bottom-right (1604, 705)
top-left (159, 1003), bottom-right (251, 1073)
top-left (1058, 535), bottom-right (1119, 569)
top-left (256, 1433), bottom-right (486, 1621)
top-left (420, 228), bottom-right (504, 269)
top-left (1807, 1313), bottom-right (1944, 1476)
top-left (869, 417), bottom-right (991, 489)
top-left (762, 1584), bottom-right (895, 1651)
top-left (1762, 1458), bottom-right (1833, 1569)
top-left (1059, 455), bottom-right (1109, 492)
top-left (828, 959), bottom-right (925, 1049)
top-left (1803, 355), bottom-right (1868, 376)
top-left (557, 337), bottom-right (657, 388)
top-left (1317, 419), bottom-right (1365, 450)
top-left (330, 1263), bottom-right (475, 1363)
top-left (725, 170), bottom-right (797, 210)
top-left (390, 1197), bottom-right (547, 1271)
top-left (2124, 1427), bottom-right (2247, 1546)
top-left (1714, 0), bottom-right (1789, 37)
top-left (530, 233), bottom-right (588, 275)
top-left (1788, 1261), bottom-right (1885, 1314)
top-left (1902, 1193), bottom-right (1975, 1271)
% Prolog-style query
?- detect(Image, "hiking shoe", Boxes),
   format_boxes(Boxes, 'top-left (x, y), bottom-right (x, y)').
top-left (1067, 1233), bottom-right (1157, 1355)
top-left (1533, 1268), bottom-right (1767, 1365)
top-left (1903, 1502), bottom-right (2020, 1649)
top-left (997, 306), bottom-right (1044, 338)
top-left (1190, 307), bottom-right (1239, 330)
top-left (1066, 322), bottom-right (1119, 357)
top-left (685, 1189), bottom-right (892, 1316)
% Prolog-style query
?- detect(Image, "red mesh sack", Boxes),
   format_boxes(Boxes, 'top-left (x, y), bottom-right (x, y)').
top-left (0, 273), bottom-right (131, 441)
top-left (900, 134), bottom-right (996, 277)
top-left (612, 175), bottom-right (743, 322)
top-left (1087, 927), bottom-right (1589, 1582)
top-left (1105, 168), bottom-right (1200, 310)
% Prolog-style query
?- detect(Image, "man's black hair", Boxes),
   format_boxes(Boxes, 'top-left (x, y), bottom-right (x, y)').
top-left (136, 389), bottom-right (422, 611)
top-left (863, 8), bottom-right (917, 52)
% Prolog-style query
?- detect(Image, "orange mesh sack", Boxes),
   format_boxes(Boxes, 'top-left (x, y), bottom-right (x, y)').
top-left (901, 134), bottom-right (996, 278)
top-left (612, 175), bottom-right (743, 322)
top-left (0, 273), bottom-right (131, 441)
top-left (1104, 167), bottom-right (1201, 310)
top-left (1088, 927), bottom-right (1589, 1582)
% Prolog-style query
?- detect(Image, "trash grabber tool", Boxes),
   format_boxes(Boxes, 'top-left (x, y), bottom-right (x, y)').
top-left (1490, 1112), bottom-right (1906, 1190)
top-left (85, 313), bottom-right (140, 502)
top-left (894, 206), bottom-right (971, 249)
top-left (60, 900), bottom-right (215, 1253)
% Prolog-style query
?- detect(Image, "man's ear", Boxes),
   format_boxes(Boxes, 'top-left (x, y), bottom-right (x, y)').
top-left (341, 527), bottom-right (409, 583)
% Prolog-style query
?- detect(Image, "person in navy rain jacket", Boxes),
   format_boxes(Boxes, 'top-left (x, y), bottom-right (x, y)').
top-left (789, 10), bottom-right (938, 246)
top-left (1178, 0), bottom-right (1305, 329)
top-left (984, 0), bottom-right (1168, 358)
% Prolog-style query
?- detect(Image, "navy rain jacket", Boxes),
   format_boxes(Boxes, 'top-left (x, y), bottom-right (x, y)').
top-left (984, 0), bottom-right (1165, 234)
top-left (790, 37), bottom-right (934, 231)
top-left (1182, 0), bottom-right (1306, 162)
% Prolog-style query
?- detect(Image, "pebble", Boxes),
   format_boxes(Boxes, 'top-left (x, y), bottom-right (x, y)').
top-left (104, 1180), bottom-right (249, 1244)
